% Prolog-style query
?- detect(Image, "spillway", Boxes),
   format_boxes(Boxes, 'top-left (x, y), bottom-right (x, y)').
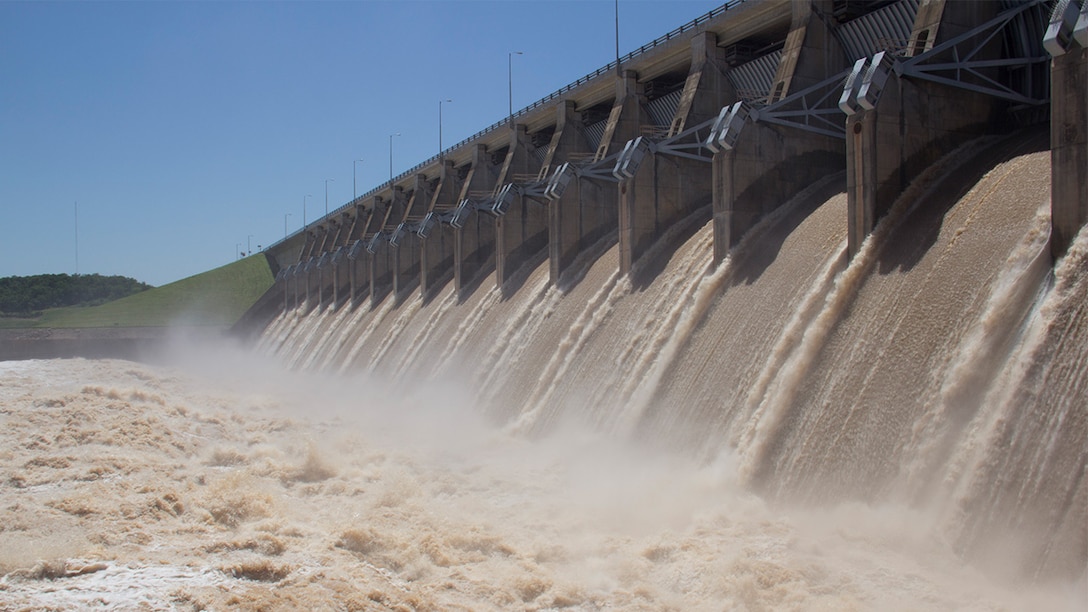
top-left (258, 129), bottom-right (1085, 584)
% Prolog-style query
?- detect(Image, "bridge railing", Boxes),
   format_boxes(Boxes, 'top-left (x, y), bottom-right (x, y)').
top-left (273, 0), bottom-right (746, 251)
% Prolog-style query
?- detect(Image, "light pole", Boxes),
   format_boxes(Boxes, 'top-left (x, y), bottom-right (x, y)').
top-left (324, 178), bottom-right (334, 219)
top-left (353, 159), bottom-right (364, 202)
top-left (439, 99), bottom-right (452, 157)
top-left (285, 213), bottom-right (291, 239)
top-left (303, 194), bottom-right (311, 227)
top-left (236, 243), bottom-right (242, 260)
top-left (508, 51), bottom-right (523, 125)
top-left (389, 132), bottom-right (401, 187)
top-left (74, 201), bottom-right (79, 276)
top-left (615, 0), bottom-right (621, 76)
top-left (247, 234), bottom-right (253, 256)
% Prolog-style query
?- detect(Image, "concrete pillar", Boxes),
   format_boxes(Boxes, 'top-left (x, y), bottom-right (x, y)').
top-left (304, 262), bottom-right (313, 306)
top-left (454, 144), bottom-right (499, 297)
top-left (331, 211), bottom-right (354, 306)
top-left (673, 32), bottom-right (734, 134)
top-left (332, 259), bottom-right (340, 306)
top-left (712, 1), bottom-right (847, 263)
top-left (350, 248), bottom-right (370, 305)
top-left (392, 175), bottom-right (432, 300)
top-left (328, 214), bottom-right (347, 250)
top-left (770, 0), bottom-right (841, 99)
top-left (315, 222), bottom-right (334, 257)
top-left (1051, 46), bottom-right (1088, 259)
top-left (845, 1), bottom-right (1000, 257)
top-left (495, 124), bottom-right (548, 292)
top-left (611, 70), bottom-right (653, 275)
top-left (619, 33), bottom-right (734, 275)
top-left (301, 229), bottom-right (319, 260)
top-left (364, 195), bottom-right (393, 308)
top-left (547, 100), bottom-right (617, 284)
top-left (313, 223), bottom-right (338, 306)
top-left (350, 204), bottom-right (372, 302)
top-left (421, 160), bottom-right (461, 300)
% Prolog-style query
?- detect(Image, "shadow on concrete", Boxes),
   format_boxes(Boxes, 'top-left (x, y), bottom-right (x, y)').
top-left (457, 262), bottom-right (496, 305)
top-left (729, 173), bottom-right (847, 288)
top-left (369, 279), bottom-right (392, 309)
top-left (501, 247), bottom-right (549, 300)
top-left (629, 204), bottom-right (713, 292)
top-left (421, 274), bottom-right (453, 307)
top-left (556, 232), bottom-right (619, 295)
top-left (394, 279), bottom-right (421, 307)
top-left (876, 126), bottom-right (1049, 275)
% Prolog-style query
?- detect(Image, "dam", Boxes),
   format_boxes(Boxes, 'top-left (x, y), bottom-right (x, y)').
top-left (245, 0), bottom-right (1087, 586)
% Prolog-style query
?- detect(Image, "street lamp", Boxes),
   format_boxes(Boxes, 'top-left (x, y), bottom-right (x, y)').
top-left (74, 201), bottom-right (79, 276)
top-left (615, 0), bottom-right (621, 76)
top-left (439, 99), bottom-right (452, 157)
top-left (303, 194), bottom-right (312, 227)
top-left (389, 132), bottom-right (401, 186)
top-left (324, 178), bottom-right (334, 218)
top-left (353, 159), bottom-right (364, 202)
top-left (285, 213), bottom-right (292, 239)
top-left (236, 243), bottom-right (242, 260)
top-left (247, 234), bottom-right (253, 255)
top-left (508, 51), bottom-right (523, 123)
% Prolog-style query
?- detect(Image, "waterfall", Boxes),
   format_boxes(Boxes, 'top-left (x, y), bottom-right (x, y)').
top-left (947, 223), bottom-right (1088, 579)
top-left (256, 132), bottom-right (1084, 581)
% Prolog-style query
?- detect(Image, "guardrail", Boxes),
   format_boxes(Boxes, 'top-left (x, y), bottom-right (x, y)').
top-left (271, 0), bottom-right (746, 252)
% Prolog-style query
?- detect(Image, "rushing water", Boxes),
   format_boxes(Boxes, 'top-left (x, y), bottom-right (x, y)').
top-left (2, 132), bottom-right (1084, 609)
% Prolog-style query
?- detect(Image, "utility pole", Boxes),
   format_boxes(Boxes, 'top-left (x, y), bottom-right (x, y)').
top-left (74, 201), bottom-right (79, 276)
top-left (508, 51), bottom-right (523, 126)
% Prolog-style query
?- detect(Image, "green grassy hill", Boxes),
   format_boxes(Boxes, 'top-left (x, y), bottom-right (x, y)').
top-left (0, 255), bottom-right (275, 329)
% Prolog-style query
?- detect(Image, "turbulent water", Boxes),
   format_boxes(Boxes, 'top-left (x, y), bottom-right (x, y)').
top-left (2, 131), bottom-right (1085, 609)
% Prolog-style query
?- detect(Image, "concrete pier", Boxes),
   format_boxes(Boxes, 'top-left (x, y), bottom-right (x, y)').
top-left (713, 2), bottom-right (846, 262)
top-left (421, 161), bottom-right (461, 300)
top-left (454, 145), bottom-right (500, 297)
top-left (547, 101), bottom-right (619, 284)
top-left (845, 1), bottom-right (1009, 256)
top-left (392, 175), bottom-right (433, 301)
top-left (1049, 39), bottom-right (1088, 258)
top-left (495, 125), bottom-right (548, 292)
top-left (619, 33), bottom-right (731, 275)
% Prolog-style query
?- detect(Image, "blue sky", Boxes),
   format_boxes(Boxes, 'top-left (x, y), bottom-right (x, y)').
top-left (1, 0), bottom-right (723, 286)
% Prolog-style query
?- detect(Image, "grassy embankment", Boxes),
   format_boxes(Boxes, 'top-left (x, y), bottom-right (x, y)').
top-left (0, 255), bottom-right (274, 329)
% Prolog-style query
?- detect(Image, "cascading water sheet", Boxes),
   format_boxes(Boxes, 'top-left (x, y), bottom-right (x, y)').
top-left (141, 130), bottom-right (1085, 607)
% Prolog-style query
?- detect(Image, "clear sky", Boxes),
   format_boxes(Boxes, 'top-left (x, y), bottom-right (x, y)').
top-left (1, 0), bottom-right (723, 286)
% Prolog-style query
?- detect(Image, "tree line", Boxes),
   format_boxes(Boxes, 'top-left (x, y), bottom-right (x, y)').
top-left (0, 273), bottom-right (153, 314)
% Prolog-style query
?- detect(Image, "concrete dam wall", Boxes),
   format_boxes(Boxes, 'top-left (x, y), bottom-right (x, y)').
top-left (247, 0), bottom-right (1088, 584)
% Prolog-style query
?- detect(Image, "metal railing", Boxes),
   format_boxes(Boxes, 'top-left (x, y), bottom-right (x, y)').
top-left (272, 0), bottom-right (747, 251)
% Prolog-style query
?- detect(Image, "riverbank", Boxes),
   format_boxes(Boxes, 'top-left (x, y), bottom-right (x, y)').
top-left (0, 327), bottom-right (228, 362)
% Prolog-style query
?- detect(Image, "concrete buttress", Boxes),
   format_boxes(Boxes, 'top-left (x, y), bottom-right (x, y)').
top-left (713, 0), bottom-right (846, 264)
top-left (1051, 45), bottom-right (1088, 259)
top-left (455, 145), bottom-right (500, 298)
top-left (845, 0), bottom-right (1002, 257)
top-left (547, 101), bottom-right (618, 284)
top-left (392, 175), bottom-right (433, 302)
top-left (618, 33), bottom-right (730, 276)
top-left (420, 161), bottom-right (461, 301)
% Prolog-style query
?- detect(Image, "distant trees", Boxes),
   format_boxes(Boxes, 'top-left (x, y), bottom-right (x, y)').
top-left (0, 274), bottom-right (153, 314)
